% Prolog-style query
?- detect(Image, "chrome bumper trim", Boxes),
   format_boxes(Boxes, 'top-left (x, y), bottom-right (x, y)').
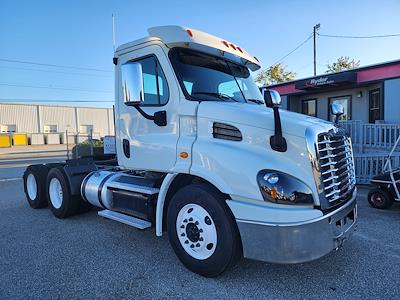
top-left (236, 189), bottom-right (357, 264)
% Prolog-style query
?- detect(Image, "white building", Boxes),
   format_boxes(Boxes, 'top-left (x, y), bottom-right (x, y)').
top-left (0, 103), bottom-right (114, 142)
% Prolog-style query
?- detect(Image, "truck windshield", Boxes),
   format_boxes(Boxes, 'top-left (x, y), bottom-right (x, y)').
top-left (169, 48), bottom-right (264, 104)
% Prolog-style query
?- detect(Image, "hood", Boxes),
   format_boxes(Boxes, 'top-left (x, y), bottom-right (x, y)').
top-left (197, 102), bottom-right (334, 138)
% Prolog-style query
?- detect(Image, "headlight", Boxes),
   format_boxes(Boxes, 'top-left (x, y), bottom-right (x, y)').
top-left (257, 170), bottom-right (314, 205)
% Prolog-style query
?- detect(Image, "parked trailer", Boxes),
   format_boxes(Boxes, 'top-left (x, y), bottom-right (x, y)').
top-left (23, 26), bottom-right (357, 277)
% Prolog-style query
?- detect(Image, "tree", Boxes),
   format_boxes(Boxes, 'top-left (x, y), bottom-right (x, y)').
top-left (255, 63), bottom-right (296, 86)
top-left (326, 56), bottom-right (360, 73)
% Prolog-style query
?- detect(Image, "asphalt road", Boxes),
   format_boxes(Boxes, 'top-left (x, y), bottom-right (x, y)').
top-left (1, 156), bottom-right (400, 299)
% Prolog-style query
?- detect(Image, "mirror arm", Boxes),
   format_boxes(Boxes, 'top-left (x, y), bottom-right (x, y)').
top-left (126, 103), bottom-right (167, 127)
top-left (270, 107), bottom-right (287, 152)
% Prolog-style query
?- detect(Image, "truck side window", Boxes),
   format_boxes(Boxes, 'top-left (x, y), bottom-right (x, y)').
top-left (136, 56), bottom-right (169, 106)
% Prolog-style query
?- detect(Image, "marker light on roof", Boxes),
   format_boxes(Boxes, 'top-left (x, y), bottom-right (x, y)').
top-left (237, 46), bottom-right (243, 53)
top-left (222, 41), bottom-right (229, 47)
top-left (186, 29), bottom-right (193, 37)
top-left (230, 43), bottom-right (237, 50)
top-left (254, 56), bottom-right (259, 62)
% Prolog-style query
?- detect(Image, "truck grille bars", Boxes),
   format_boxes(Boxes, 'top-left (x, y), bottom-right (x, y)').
top-left (306, 126), bottom-right (356, 210)
top-left (317, 130), bottom-right (356, 206)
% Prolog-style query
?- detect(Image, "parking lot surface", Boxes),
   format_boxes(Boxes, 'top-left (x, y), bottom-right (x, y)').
top-left (1, 156), bottom-right (400, 299)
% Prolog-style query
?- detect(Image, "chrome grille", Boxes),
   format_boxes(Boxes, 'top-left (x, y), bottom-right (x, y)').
top-left (317, 130), bottom-right (356, 205)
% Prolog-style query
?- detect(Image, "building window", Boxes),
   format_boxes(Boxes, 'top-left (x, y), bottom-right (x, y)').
top-left (369, 89), bottom-right (382, 123)
top-left (44, 125), bottom-right (57, 133)
top-left (302, 99), bottom-right (317, 117)
top-left (329, 95), bottom-right (351, 121)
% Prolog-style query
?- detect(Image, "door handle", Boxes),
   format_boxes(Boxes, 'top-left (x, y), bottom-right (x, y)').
top-left (123, 139), bottom-right (130, 158)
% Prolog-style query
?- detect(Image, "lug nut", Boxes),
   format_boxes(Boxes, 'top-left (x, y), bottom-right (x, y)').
top-left (189, 217), bottom-right (193, 222)
top-left (195, 221), bottom-right (199, 225)
top-left (196, 243), bottom-right (200, 247)
top-left (181, 233), bottom-right (185, 237)
top-left (185, 240), bottom-right (189, 244)
top-left (183, 219), bottom-right (188, 223)
top-left (180, 225), bottom-right (185, 229)
top-left (199, 229), bottom-right (203, 233)
top-left (199, 237), bottom-right (203, 241)
top-left (190, 244), bottom-right (194, 248)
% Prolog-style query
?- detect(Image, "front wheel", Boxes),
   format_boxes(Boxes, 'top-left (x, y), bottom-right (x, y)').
top-left (368, 188), bottom-right (394, 209)
top-left (167, 183), bottom-right (242, 277)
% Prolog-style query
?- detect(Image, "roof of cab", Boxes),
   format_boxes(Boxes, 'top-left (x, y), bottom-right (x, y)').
top-left (116, 26), bottom-right (261, 71)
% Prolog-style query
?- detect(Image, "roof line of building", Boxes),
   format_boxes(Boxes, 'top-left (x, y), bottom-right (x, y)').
top-left (265, 58), bottom-right (400, 88)
top-left (0, 102), bottom-right (113, 110)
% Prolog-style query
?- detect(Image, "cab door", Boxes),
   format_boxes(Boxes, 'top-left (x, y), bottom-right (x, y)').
top-left (115, 44), bottom-right (179, 171)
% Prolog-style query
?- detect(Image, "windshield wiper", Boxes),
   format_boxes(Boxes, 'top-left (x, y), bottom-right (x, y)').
top-left (247, 99), bottom-right (264, 105)
top-left (192, 92), bottom-right (239, 102)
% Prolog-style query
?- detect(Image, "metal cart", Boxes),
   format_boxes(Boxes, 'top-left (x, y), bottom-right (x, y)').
top-left (368, 135), bottom-right (400, 209)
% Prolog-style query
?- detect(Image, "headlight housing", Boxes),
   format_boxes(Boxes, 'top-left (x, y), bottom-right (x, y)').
top-left (257, 170), bottom-right (314, 205)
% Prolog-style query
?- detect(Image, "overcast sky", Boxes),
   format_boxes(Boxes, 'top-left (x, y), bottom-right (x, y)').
top-left (1, 0), bottom-right (399, 107)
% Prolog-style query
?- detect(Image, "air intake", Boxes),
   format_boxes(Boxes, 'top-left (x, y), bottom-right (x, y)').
top-left (213, 122), bottom-right (242, 141)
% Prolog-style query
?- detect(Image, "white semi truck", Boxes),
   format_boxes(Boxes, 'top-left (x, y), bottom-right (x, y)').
top-left (23, 26), bottom-right (357, 277)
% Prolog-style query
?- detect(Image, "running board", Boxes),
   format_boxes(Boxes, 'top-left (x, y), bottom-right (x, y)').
top-left (98, 209), bottom-right (151, 230)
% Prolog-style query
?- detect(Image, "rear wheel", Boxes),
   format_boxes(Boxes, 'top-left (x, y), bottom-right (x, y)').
top-left (47, 167), bottom-right (80, 218)
top-left (368, 188), bottom-right (394, 209)
top-left (167, 183), bottom-right (242, 277)
top-left (23, 165), bottom-right (48, 209)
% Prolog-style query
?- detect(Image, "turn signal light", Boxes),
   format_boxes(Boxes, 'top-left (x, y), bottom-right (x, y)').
top-left (180, 152), bottom-right (189, 159)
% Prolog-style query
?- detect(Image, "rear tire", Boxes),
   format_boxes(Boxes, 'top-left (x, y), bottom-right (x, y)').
top-left (368, 188), bottom-right (394, 209)
top-left (167, 183), bottom-right (242, 277)
top-left (47, 167), bottom-right (80, 218)
top-left (23, 165), bottom-right (48, 209)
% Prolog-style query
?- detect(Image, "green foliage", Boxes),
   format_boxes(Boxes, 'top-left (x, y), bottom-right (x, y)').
top-left (326, 56), bottom-right (360, 73)
top-left (72, 139), bottom-right (104, 158)
top-left (255, 63), bottom-right (296, 86)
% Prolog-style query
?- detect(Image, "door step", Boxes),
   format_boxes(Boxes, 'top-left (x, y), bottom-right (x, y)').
top-left (98, 209), bottom-right (151, 230)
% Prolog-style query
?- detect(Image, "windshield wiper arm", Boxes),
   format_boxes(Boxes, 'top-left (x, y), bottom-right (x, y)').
top-left (247, 99), bottom-right (264, 105)
top-left (192, 92), bottom-right (239, 102)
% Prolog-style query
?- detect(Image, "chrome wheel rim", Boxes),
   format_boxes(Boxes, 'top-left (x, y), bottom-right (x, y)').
top-left (176, 203), bottom-right (217, 260)
top-left (49, 178), bottom-right (63, 209)
top-left (26, 173), bottom-right (38, 200)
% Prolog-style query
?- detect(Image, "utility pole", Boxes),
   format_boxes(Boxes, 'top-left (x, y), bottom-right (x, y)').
top-left (313, 23), bottom-right (320, 76)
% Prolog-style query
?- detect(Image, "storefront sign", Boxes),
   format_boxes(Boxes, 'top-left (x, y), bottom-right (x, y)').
top-left (295, 72), bottom-right (357, 90)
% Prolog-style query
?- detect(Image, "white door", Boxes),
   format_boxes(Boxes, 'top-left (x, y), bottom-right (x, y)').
top-left (116, 44), bottom-right (180, 172)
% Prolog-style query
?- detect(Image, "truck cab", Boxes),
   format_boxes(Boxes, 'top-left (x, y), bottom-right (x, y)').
top-left (23, 26), bottom-right (357, 277)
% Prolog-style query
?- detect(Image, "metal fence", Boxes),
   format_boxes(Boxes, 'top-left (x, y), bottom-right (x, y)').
top-left (340, 121), bottom-right (400, 184)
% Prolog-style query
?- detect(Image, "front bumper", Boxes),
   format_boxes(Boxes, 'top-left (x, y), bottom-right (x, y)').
top-left (236, 189), bottom-right (357, 264)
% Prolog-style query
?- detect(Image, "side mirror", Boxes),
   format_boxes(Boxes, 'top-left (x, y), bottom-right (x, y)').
top-left (263, 89), bottom-right (282, 108)
top-left (263, 89), bottom-right (287, 152)
top-left (330, 103), bottom-right (344, 124)
top-left (121, 62), bottom-right (144, 105)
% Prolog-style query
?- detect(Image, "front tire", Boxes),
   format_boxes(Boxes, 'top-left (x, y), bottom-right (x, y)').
top-left (47, 167), bottom-right (80, 218)
top-left (167, 183), bottom-right (242, 277)
top-left (368, 188), bottom-right (394, 209)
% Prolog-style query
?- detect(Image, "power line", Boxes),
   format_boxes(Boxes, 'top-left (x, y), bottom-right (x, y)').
top-left (318, 33), bottom-right (400, 39)
top-left (0, 58), bottom-right (112, 73)
top-left (0, 98), bottom-right (113, 103)
top-left (0, 83), bottom-right (113, 93)
top-left (270, 34), bottom-right (313, 67)
top-left (0, 65), bottom-right (112, 78)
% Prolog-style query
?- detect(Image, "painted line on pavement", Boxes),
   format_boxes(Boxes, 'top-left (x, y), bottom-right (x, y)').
top-left (0, 178), bottom-right (22, 182)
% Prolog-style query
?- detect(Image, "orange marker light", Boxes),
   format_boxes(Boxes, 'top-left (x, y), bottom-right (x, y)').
top-left (180, 152), bottom-right (189, 159)
top-left (186, 29), bottom-right (193, 37)
top-left (230, 43), bottom-right (236, 50)
top-left (222, 41), bottom-right (229, 47)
